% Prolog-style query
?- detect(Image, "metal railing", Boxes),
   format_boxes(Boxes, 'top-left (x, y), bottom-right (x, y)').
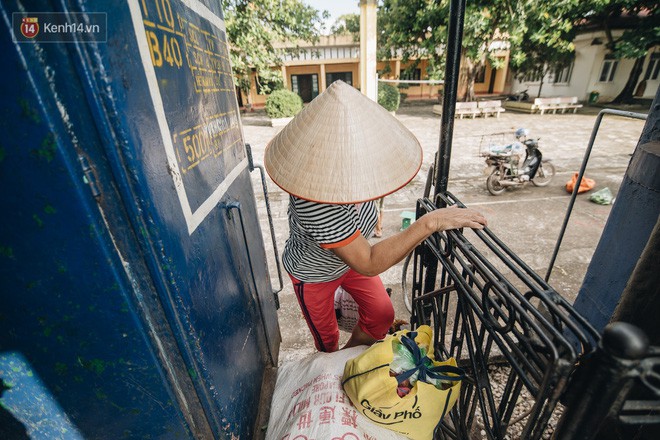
top-left (408, 192), bottom-right (659, 439)
top-left (409, 193), bottom-right (602, 439)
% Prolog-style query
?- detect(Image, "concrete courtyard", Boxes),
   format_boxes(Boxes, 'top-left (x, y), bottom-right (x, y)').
top-left (242, 101), bottom-right (649, 364)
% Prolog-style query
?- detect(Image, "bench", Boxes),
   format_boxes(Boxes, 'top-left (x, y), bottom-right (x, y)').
top-left (557, 96), bottom-right (583, 113)
top-left (478, 100), bottom-right (506, 118)
top-left (432, 101), bottom-right (481, 119)
top-left (534, 96), bottom-right (583, 114)
top-left (455, 101), bottom-right (480, 118)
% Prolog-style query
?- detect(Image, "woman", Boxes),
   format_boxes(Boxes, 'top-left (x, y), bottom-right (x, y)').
top-left (264, 81), bottom-right (487, 352)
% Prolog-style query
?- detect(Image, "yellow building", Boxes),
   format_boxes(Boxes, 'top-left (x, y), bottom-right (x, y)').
top-left (239, 35), bottom-right (509, 109)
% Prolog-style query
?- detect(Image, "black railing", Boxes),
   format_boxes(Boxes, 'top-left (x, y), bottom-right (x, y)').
top-left (409, 193), bottom-right (601, 439)
top-left (410, 193), bottom-right (659, 439)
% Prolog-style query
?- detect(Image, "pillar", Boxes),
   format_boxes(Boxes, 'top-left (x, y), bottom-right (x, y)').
top-left (359, 0), bottom-right (377, 101)
top-left (281, 65), bottom-right (288, 88)
top-left (320, 63), bottom-right (326, 92)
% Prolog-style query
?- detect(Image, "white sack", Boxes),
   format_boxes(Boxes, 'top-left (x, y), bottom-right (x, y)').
top-left (266, 346), bottom-right (409, 440)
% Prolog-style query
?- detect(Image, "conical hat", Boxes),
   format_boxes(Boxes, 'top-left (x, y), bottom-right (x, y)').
top-left (264, 80), bottom-right (423, 204)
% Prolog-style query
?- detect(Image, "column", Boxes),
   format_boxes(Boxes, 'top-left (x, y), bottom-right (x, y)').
top-left (320, 63), bottom-right (326, 92)
top-left (281, 65), bottom-right (288, 88)
top-left (359, 0), bottom-right (378, 101)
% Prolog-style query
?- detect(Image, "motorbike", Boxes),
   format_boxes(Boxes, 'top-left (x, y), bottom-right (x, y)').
top-left (482, 128), bottom-right (555, 196)
top-left (506, 88), bottom-right (530, 102)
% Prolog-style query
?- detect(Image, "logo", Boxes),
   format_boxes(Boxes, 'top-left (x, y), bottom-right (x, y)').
top-left (20, 17), bottom-right (39, 38)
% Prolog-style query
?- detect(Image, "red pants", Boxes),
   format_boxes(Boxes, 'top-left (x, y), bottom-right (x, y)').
top-left (289, 270), bottom-right (395, 352)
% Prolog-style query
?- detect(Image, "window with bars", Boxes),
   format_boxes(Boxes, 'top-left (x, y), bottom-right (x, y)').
top-left (326, 72), bottom-right (353, 86)
top-left (400, 68), bottom-right (421, 81)
top-left (553, 62), bottom-right (574, 84)
top-left (644, 53), bottom-right (659, 81)
top-left (599, 55), bottom-right (618, 82)
top-left (521, 71), bottom-right (543, 83)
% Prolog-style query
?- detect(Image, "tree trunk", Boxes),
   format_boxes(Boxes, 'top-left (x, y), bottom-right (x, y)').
top-left (241, 84), bottom-right (254, 112)
top-left (536, 67), bottom-right (547, 98)
top-left (488, 68), bottom-right (497, 94)
top-left (466, 74), bottom-right (476, 102)
top-left (612, 56), bottom-right (646, 104)
top-left (465, 61), bottom-right (480, 102)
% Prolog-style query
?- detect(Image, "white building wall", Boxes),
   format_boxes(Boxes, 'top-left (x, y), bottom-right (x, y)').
top-left (512, 30), bottom-right (658, 102)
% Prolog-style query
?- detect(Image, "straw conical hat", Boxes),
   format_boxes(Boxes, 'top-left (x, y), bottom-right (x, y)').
top-left (264, 80), bottom-right (423, 204)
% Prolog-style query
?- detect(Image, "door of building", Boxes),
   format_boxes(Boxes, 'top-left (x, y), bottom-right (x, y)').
top-left (291, 74), bottom-right (318, 102)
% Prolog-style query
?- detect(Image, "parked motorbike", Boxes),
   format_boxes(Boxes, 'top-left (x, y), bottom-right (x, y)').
top-left (506, 88), bottom-right (530, 102)
top-left (483, 128), bottom-right (555, 196)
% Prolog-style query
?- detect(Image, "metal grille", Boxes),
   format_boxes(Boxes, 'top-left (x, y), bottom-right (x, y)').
top-left (408, 192), bottom-right (600, 439)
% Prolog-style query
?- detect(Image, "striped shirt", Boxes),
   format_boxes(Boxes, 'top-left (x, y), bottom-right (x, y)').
top-left (283, 196), bottom-right (379, 283)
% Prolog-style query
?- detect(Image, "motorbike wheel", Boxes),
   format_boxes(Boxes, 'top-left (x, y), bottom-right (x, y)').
top-left (487, 170), bottom-right (506, 196)
top-left (532, 161), bottom-right (556, 187)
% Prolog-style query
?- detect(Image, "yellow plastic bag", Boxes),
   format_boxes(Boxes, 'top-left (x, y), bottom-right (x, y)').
top-left (342, 325), bottom-right (463, 440)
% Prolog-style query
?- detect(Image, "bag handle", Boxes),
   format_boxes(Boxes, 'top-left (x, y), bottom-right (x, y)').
top-left (395, 333), bottom-right (465, 385)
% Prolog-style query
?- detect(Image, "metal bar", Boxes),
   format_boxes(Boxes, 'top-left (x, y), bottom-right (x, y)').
top-left (544, 109), bottom-right (648, 282)
top-left (254, 164), bottom-right (284, 299)
top-left (245, 143), bottom-right (284, 307)
top-left (434, 0), bottom-right (467, 196)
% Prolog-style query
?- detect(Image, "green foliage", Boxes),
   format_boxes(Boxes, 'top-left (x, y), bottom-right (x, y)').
top-left (377, 0), bottom-right (526, 101)
top-left (377, 0), bottom-right (447, 81)
top-left (265, 89), bottom-right (303, 118)
top-left (598, 2), bottom-right (658, 59)
top-left (221, 1), bottom-right (327, 100)
top-left (331, 13), bottom-right (360, 40)
top-left (508, 1), bottom-right (578, 87)
top-left (378, 83), bottom-right (401, 112)
top-left (511, 0), bottom-right (659, 102)
top-left (256, 75), bottom-right (283, 95)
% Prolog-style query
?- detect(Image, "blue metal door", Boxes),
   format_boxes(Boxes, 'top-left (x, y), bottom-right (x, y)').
top-left (0, 1), bottom-right (280, 438)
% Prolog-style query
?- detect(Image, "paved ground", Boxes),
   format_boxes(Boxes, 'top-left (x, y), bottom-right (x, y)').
top-left (241, 101), bottom-right (649, 365)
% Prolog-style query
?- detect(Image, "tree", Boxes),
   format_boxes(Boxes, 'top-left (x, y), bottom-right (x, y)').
top-left (377, 0), bottom-right (447, 85)
top-left (377, 0), bottom-right (526, 102)
top-left (582, 1), bottom-right (659, 104)
top-left (508, 0), bottom-right (579, 98)
top-left (221, 0), bottom-right (327, 108)
top-left (331, 13), bottom-right (360, 39)
top-left (459, 3), bottom-right (512, 101)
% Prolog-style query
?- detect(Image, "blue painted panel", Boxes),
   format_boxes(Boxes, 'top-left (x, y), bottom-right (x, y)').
top-left (0, 20), bottom-right (191, 438)
top-left (1, 0), bottom-right (280, 438)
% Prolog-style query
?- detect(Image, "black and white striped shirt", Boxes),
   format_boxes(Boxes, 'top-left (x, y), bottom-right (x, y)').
top-left (283, 196), bottom-right (379, 283)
